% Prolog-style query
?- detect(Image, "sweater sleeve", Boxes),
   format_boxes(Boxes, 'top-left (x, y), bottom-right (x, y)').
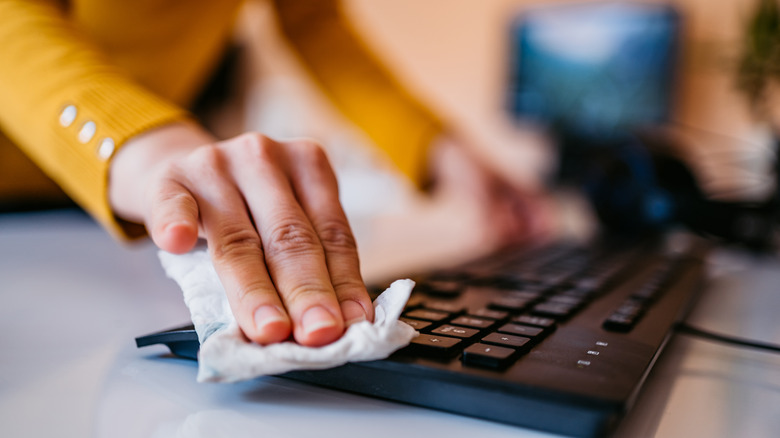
top-left (272, 0), bottom-right (444, 187)
top-left (0, 0), bottom-right (194, 238)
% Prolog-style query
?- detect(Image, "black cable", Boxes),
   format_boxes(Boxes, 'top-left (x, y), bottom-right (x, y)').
top-left (675, 322), bottom-right (780, 354)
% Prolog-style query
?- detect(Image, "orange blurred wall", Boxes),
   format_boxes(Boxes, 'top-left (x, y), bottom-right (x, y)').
top-left (346, 0), bottom-right (759, 140)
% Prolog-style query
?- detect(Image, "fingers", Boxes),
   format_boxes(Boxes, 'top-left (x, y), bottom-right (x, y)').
top-left (186, 144), bottom-right (294, 345)
top-left (144, 162), bottom-right (293, 345)
top-left (146, 176), bottom-right (200, 254)
top-left (285, 141), bottom-right (374, 325)
top-left (226, 135), bottom-right (347, 347)
top-left (145, 134), bottom-right (370, 348)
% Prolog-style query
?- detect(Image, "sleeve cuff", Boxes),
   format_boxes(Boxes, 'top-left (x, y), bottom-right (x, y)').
top-left (45, 75), bottom-right (190, 240)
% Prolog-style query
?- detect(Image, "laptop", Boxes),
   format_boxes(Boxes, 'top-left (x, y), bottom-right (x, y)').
top-left (136, 4), bottom-right (707, 437)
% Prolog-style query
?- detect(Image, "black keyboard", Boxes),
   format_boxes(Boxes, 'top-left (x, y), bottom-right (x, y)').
top-left (136, 237), bottom-right (708, 437)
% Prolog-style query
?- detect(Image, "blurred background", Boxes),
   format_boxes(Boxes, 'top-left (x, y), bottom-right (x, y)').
top-left (195, 0), bottom-right (780, 281)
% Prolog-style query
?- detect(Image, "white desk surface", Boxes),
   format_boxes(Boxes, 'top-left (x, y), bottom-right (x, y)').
top-left (1, 210), bottom-right (778, 438)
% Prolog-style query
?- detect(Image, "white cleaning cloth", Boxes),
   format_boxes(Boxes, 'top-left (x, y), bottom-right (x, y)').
top-left (158, 250), bottom-right (417, 383)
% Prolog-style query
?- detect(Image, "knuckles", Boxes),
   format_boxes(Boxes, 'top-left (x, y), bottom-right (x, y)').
top-left (186, 143), bottom-right (228, 179)
top-left (316, 219), bottom-right (357, 253)
top-left (233, 134), bottom-right (332, 170)
top-left (232, 132), bottom-right (279, 165)
top-left (191, 133), bottom-right (336, 181)
top-left (265, 219), bottom-right (322, 259)
top-left (211, 224), bottom-right (263, 262)
top-left (187, 133), bottom-right (280, 172)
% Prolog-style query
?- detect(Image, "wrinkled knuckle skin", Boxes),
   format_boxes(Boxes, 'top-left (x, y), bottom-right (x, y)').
top-left (234, 132), bottom-right (278, 164)
top-left (189, 144), bottom-right (226, 177)
top-left (265, 219), bottom-right (321, 259)
top-left (317, 219), bottom-right (357, 253)
top-left (211, 225), bottom-right (263, 262)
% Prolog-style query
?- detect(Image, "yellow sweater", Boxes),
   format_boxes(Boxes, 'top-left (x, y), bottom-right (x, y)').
top-left (0, 0), bottom-right (442, 237)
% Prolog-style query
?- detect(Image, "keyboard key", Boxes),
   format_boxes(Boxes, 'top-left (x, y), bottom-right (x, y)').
top-left (603, 313), bottom-right (637, 332)
top-left (432, 325), bottom-right (480, 339)
top-left (614, 300), bottom-right (644, 318)
top-left (482, 332), bottom-right (532, 350)
top-left (404, 294), bottom-right (426, 308)
top-left (422, 301), bottom-right (466, 314)
top-left (400, 317), bottom-right (432, 331)
top-left (451, 315), bottom-right (495, 329)
top-left (416, 280), bottom-right (464, 298)
top-left (501, 277), bottom-right (548, 289)
top-left (538, 271), bottom-right (574, 287)
top-left (505, 290), bottom-right (544, 301)
top-left (405, 309), bottom-right (450, 322)
top-left (554, 287), bottom-right (594, 298)
top-left (408, 333), bottom-right (462, 357)
top-left (489, 296), bottom-right (531, 312)
top-left (545, 294), bottom-right (586, 307)
top-left (497, 323), bottom-right (545, 339)
top-left (462, 343), bottom-right (517, 369)
top-left (574, 276), bottom-right (605, 292)
top-left (576, 264), bottom-right (623, 290)
top-left (512, 315), bottom-right (556, 330)
top-left (531, 302), bottom-right (577, 319)
top-left (492, 276), bottom-right (546, 290)
top-left (468, 308), bottom-right (509, 320)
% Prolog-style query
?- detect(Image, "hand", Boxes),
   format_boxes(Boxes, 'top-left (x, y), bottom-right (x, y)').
top-left (354, 134), bottom-right (554, 281)
top-left (428, 135), bottom-right (553, 248)
top-left (109, 122), bottom-right (374, 347)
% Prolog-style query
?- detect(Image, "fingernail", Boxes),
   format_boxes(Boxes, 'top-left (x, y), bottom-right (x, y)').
top-left (254, 305), bottom-right (287, 331)
top-left (162, 220), bottom-right (195, 237)
top-left (340, 300), bottom-right (367, 326)
top-left (302, 306), bottom-right (339, 336)
top-left (163, 220), bottom-right (187, 231)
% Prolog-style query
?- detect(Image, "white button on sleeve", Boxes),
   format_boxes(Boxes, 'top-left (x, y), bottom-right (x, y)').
top-left (59, 105), bottom-right (77, 127)
top-left (96, 138), bottom-right (115, 161)
top-left (78, 121), bottom-right (96, 143)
